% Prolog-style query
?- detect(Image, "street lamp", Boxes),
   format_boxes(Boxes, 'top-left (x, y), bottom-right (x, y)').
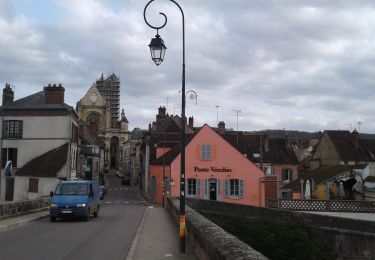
top-left (144, 0), bottom-right (187, 253)
top-left (148, 33), bottom-right (167, 66)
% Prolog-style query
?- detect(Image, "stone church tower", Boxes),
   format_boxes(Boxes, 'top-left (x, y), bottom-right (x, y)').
top-left (76, 73), bottom-right (129, 170)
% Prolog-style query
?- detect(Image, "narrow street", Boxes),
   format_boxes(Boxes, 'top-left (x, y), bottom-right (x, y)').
top-left (0, 174), bottom-right (146, 260)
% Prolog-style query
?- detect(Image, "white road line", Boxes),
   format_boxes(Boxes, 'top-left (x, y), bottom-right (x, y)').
top-left (105, 202), bottom-right (111, 204)
top-left (125, 207), bottom-right (148, 260)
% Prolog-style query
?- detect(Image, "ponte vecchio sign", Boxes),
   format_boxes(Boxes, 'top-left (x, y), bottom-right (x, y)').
top-left (194, 166), bottom-right (232, 173)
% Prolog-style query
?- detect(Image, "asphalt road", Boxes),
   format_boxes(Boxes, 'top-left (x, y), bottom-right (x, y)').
top-left (0, 174), bottom-right (146, 260)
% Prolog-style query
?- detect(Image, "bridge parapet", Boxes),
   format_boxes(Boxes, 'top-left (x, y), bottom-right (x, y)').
top-left (166, 197), bottom-right (268, 260)
top-left (185, 198), bottom-right (375, 260)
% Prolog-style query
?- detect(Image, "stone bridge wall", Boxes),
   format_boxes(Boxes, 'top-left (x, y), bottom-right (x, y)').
top-left (166, 197), bottom-right (268, 260)
top-left (186, 198), bottom-right (375, 260)
top-left (0, 197), bottom-right (51, 219)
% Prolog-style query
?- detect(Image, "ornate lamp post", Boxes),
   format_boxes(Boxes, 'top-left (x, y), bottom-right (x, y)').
top-left (144, 0), bottom-right (187, 253)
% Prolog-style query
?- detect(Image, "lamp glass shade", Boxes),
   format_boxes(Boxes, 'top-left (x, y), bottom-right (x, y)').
top-left (148, 34), bottom-right (167, 66)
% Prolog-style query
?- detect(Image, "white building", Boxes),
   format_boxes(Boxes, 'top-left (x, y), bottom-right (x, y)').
top-left (0, 84), bottom-right (78, 201)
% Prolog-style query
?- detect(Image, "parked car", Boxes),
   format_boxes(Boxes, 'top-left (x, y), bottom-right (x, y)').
top-left (49, 180), bottom-right (100, 222)
top-left (100, 185), bottom-right (107, 200)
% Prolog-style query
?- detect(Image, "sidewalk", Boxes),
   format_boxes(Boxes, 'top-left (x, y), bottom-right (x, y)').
top-left (0, 209), bottom-right (49, 232)
top-left (127, 205), bottom-right (197, 260)
top-left (0, 206), bottom-right (197, 259)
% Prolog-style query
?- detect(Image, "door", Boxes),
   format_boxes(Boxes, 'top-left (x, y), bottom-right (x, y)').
top-left (209, 180), bottom-right (217, 201)
top-left (5, 177), bottom-right (14, 201)
top-left (150, 176), bottom-right (156, 204)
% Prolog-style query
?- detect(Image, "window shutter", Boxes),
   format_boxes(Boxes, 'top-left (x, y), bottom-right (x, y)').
top-left (217, 179), bottom-right (221, 201)
top-left (197, 179), bottom-right (201, 196)
top-left (2, 148), bottom-right (7, 168)
top-left (18, 121), bottom-right (23, 138)
top-left (289, 170), bottom-right (293, 181)
top-left (204, 179), bottom-right (208, 199)
top-left (224, 179), bottom-right (229, 197)
top-left (2, 121), bottom-right (8, 139)
top-left (185, 179), bottom-right (188, 197)
top-left (239, 180), bottom-right (244, 198)
top-left (207, 145), bottom-right (211, 160)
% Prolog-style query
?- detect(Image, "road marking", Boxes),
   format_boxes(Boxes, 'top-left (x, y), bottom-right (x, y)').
top-left (105, 202), bottom-right (111, 204)
top-left (124, 201), bottom-right (129, 204)
top-left (125, 207), bottom-right (148, 260)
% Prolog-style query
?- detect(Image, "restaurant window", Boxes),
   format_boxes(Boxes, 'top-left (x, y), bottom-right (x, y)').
top-left (281, 168), bottom-right (293, 182)
top-left (200, 144), bottom-right (211, 160)
top-left (28, 178), bottom-right (39, 193)
top-left (224, 179), bottom-right (244, 198)
top-left (187, 178), bottom-right (200, 196)
top-left (3, 120), bottom-right (23, 139)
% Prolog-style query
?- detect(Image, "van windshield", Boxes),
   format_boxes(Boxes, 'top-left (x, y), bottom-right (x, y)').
top-left (55, 183), bottom-right (88, 195)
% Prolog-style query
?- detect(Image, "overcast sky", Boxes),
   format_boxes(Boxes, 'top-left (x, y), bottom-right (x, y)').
top-left (1, 0), bottom-right (375, 133)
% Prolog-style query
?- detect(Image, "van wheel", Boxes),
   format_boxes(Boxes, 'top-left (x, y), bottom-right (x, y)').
top-left (85, 209), bottom-right (90, 221)
top-left (50, 216), bottom-right (56, 222)
top-left (94, 206), bottom-right (99, 218)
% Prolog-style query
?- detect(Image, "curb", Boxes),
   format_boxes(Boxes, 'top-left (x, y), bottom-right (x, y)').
top-left (0, 211), bottom-right (49, 232)
top-left (125, 206), bottom-right (150, 260)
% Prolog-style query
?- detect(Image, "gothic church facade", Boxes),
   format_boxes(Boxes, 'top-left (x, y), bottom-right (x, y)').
top-left (76, 73), bottom-right (128, 170)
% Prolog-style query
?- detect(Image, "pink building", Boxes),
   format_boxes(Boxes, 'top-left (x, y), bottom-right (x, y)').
top-left (150, 124), bottom-right (275, 206)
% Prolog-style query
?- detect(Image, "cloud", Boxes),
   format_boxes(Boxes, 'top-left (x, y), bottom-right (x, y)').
top-left (1, 0), bottom-right (375, 133)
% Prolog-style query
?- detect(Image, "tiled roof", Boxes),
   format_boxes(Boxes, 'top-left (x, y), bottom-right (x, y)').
top-left (151, 135), bottom-right (195, 165)
top-left (130, 128), bottom-right (148, 140)
top-left (16, 143), bottom-right (69, 177)
top-left (263, 138), bottom-right (299, 164)
top-left (326, 130), bottom-right (372, 162)
top-left (283, 165), bottom-right (354, 192)
top-left (1, 91), bottom-right (73, 110)
top-left (222, 133), bottom-right (299, 164)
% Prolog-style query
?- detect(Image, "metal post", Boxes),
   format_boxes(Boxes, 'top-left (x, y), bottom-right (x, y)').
top-left (144, 0), bottom-right (186, 253)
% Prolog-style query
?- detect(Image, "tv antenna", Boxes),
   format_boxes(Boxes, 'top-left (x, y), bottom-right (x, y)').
top-left (233, 109), bottom-right (241, 131)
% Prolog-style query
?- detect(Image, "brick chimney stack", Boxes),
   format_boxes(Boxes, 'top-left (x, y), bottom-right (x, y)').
top-left (2, 83), bottom-right (14, 105)
top-left (156, 106), bottom-right (167, 120)
top-left (44, 84), bottom-right (65, 104)
top-left (218, 121), bottom-right (225, 135)
top-left (188, 116), bottom-right (194, 129)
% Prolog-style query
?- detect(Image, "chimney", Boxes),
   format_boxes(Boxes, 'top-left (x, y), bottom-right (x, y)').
top-left (2, 83), bottom-right (14, 105)
top-left (218, 121), bottom-right (225, 135)
top-left (157, 106), bottom-right (167, 120)
top-left (44, 84), bottom-right (65, 104)
top-left (188, 116), bottom-right (194, 129)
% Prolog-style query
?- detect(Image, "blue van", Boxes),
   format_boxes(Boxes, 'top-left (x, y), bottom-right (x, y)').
top-left (49, 180), bottom-right (100, 222)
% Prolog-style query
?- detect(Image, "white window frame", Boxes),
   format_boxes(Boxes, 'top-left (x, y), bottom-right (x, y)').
top-left (187, 178), bottom-right (200, 196)
top-left (281, 168), bottom-right (292, 182)
top-left (201, 144), bottom-right (212, 161)
top-left (224, 179), bottom-right (244, 199)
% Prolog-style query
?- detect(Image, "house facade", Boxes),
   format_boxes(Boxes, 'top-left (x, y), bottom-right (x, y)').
top-left (310, 130), bottom-right (375, 200)
top-left (0, 84), bottom-right (78, 201)
top-left (150, 124), bottom-right (271, 207)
